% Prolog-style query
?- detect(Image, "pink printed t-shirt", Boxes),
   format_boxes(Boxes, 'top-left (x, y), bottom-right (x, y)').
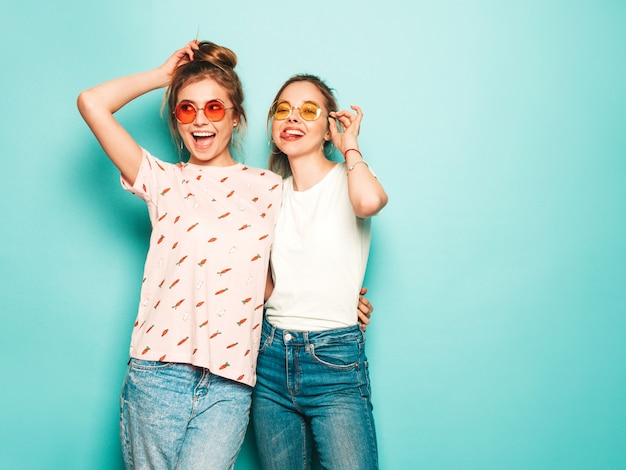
top-left (121, 150), bottom-right (282, 386)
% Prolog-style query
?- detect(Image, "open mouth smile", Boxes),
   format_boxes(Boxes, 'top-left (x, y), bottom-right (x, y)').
top-left (192, 131), bottom-right (216, 148)
top-left (281, 128), bottom-right (304, 139)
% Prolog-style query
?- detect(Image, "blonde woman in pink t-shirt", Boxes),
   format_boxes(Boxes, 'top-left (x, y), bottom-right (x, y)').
top-left (78, 40), bottom-right (282, 469)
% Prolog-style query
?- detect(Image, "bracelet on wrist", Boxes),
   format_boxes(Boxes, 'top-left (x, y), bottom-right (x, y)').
top-left (343, 148), bottom-right (362, 160)
top-left (347, 160), bottom-right (369, 172)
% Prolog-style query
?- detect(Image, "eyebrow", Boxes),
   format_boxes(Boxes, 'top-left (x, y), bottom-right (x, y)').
top-left (182, 97), bottom-right (229, 102)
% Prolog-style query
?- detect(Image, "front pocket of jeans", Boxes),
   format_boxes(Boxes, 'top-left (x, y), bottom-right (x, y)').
top-left (309, 342), bottom-right (359, 370)
top-left (258, 331), bottom-right (272, 353)
top-left (129, 358), bottom-right (176, 371)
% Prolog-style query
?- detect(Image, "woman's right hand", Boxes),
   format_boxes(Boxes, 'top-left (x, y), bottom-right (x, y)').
top-left (357, 287), bottom-right (373, 331)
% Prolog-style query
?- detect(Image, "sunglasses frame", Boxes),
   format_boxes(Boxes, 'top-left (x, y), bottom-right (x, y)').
top-left (174, 99), bottom-right (234, 124)
top-left (271, 100), bottom-right (323, 121)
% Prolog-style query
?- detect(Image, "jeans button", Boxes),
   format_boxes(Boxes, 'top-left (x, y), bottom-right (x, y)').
top-left (284, 333), bottom-right (293, 342)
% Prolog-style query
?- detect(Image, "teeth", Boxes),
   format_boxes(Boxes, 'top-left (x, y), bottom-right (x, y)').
top-left (285, 129), bottom-right (304, 136)
top-left (193, 132), bottom-right (215, 137)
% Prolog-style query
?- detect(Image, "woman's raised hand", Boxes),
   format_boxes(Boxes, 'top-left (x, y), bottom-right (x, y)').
top-left (328, 105), bottom-right (363, 156)
top-left (159, 40), bottom-right (199, 80)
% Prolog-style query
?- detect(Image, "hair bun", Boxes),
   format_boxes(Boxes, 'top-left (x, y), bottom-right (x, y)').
top-left (194, 41), bottom-right (237, 70)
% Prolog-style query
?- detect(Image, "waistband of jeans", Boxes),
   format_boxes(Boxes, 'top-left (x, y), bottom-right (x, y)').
top-left (262, 317), bottom-right (363, 344)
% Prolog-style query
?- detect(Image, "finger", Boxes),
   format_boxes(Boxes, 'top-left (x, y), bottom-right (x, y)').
top-left (358, 300), bottom-right (373, 317)
top-left (328, 118), bottom-right (343, 141)
top-left (183, 40), bottom-right (199, 60)
top-left (329, 117), bottom-right (345, 135)
top-left (352, 109), bottom-right (363, 127)
top-left (331, 112), bottom-right (355, 126)
top-left (185, 47), bottom-right (196, 61)
top-left (334, 115), bottom-right (353, 130)
top-left (358, 311), bottom-right (371, 324)
top-left (328, 116), bottom-right (339, 133)
top-left (173, 48), bottom-right (192, 64)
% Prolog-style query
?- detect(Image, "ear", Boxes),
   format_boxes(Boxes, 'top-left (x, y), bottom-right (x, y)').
top-left (325, 115), bottom-right (336, 141)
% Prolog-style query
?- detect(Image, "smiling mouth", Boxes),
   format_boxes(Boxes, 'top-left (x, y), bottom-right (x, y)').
top-left (191, 131), bottom-right (216, 150)
top-left (282, 129), bottom-right (304, 138)
top-left (192, 131), bottom-right (216, 147)
top-left (193, 131), bottom-right (215, 140)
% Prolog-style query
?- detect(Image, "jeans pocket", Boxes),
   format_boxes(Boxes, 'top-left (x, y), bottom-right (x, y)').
top-left (258, 329), bottom-right (273, 354)
top-left (309, 341), bottom-right (360, 370)
top-left (128, 358), bottom-right (175, 371)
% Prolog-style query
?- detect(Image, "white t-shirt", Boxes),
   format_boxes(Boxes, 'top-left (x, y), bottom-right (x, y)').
top-left (265, 162), bottom-right (371, 331)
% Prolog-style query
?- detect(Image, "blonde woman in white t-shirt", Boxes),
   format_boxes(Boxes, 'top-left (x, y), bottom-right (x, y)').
top-left (253, 74), bottom-right (388, 470)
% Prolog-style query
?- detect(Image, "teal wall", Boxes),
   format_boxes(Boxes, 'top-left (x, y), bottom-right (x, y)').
top-left (1, 1), bottom-right (625, 468)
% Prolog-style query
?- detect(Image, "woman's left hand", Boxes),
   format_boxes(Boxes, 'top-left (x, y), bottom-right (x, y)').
top-left (329, 105), bottom-right (363, 156)
top-left (158, 40), bottom-right (200, 83)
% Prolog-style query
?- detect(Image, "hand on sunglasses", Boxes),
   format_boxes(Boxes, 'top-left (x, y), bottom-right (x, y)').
top-left (329, 105), bottom-right (363, 155)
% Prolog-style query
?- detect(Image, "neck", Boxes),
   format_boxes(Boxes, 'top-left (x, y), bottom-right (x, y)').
top-left (188, 152), bottom-right (237, 167)
top-left (289, 151), bottom-right (336, 191)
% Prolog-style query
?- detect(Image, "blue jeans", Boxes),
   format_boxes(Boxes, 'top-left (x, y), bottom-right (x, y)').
top-left (120, 359), bottom-right (251, 469)
top-left (252, 319), bottom-right (378, 470)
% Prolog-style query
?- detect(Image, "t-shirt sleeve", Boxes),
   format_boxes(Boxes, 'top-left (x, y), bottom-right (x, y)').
top-left (120, 148), bottom-right (163, 204)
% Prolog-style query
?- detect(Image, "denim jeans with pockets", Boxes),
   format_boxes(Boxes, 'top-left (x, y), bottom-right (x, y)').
top-left (120, 359), bottom-right (251, 469)
top-left (252, 319), bottom-right (378, 470)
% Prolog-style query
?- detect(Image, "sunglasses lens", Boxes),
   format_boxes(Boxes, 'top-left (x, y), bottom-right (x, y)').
top-left (204, 100), bottom-right (226, 121)
top-left (174, 102), bottom-right (197, 124)
top-left (300, 101), bottom-right (321, 121)
top-left (273, 101), bottom-right (292, 120)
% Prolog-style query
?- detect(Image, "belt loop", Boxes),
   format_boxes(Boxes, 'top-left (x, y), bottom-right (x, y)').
top-left (303, 331), bottom-right (312, 353)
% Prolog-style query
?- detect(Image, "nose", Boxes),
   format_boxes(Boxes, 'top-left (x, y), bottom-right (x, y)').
top-left (287, 106), bottom-right (302, 122)
top-left (194, 109), bottom-right (210, 125)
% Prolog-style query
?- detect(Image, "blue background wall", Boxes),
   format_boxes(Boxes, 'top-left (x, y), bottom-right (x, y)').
top-left (1, 1), bottom-right (624, 468)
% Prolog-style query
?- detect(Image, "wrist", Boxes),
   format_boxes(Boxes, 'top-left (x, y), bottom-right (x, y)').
top-left (343, 148), bottom-right (362, 160)
top-left (151, 66), bottom-right (173, 88)
top-left (347, 160), bottom-right (369, 173)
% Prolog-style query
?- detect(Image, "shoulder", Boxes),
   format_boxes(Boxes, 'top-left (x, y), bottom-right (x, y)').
top-left (238, 166), bottom-right (283, 195)
top-left (329, 162), bottom-right (348, 187)
top-left (140, 148), bottom-right (179, 174)
top-left (241, 165), bottom-right (282, 182)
